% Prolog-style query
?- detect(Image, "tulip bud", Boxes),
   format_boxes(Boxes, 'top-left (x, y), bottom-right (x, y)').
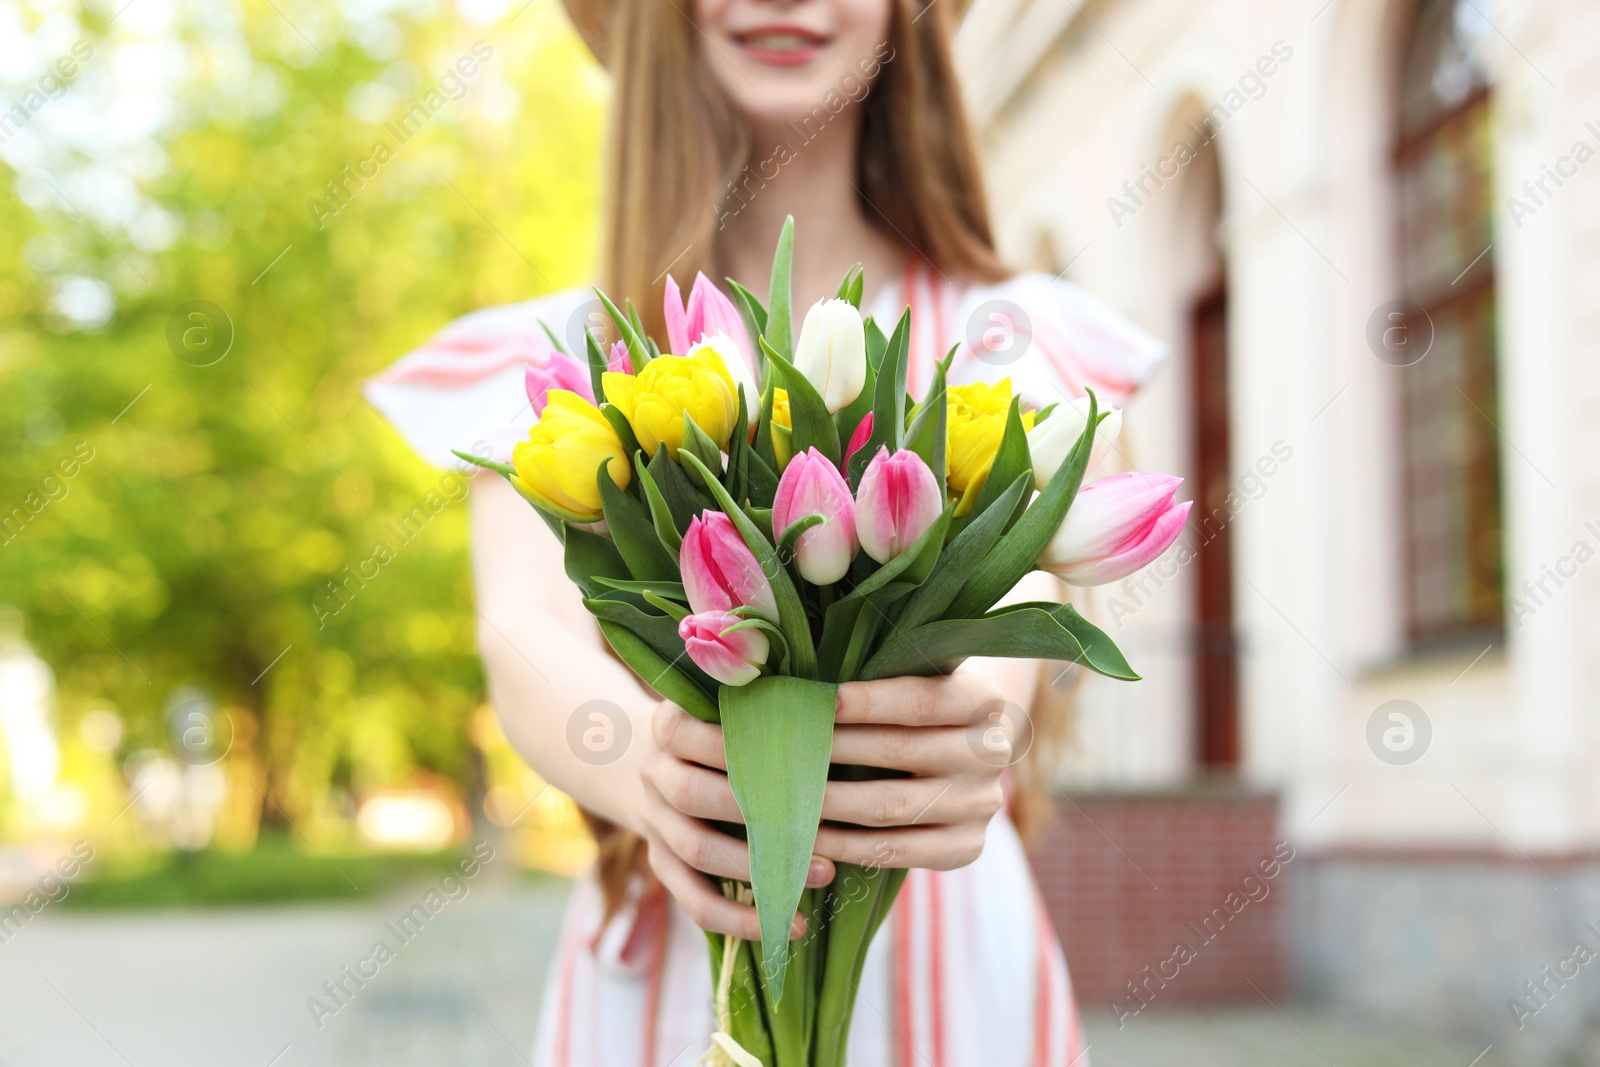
top-left (772, 448), bottom-right (857, 585)
top-left (681, 512), bottom-right (780, 619)
top-left (1027, 398), bottom-right (1122, 490)
top-left (855, 447), bottom-right (943, 563)
top-left (770, 388), bottom-right (794, 470)
top-left (1039, 473), bottom-right (1192, 586)
top-left (603, 351), bottom-right (737, 458)
top-left (679, 610), bottom-right (769, 687)
top-left (525, 350), bottom-right (594, 416)
top-left (510, 391), bottom-right (630, 521)
top-left (793, 299), bottom-right (866, 413)
top-left (607, 339), bottom-right (634, 375)
top-left (843, 413), bottom-right (874, 468)
top-left (666, 273), bottom-right (757, 371)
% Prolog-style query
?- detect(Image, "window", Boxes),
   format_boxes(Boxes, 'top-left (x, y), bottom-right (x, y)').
top-left (1394, 0), bottom-right (1504, 644)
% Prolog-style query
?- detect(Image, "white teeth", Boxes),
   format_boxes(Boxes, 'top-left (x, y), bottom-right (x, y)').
top-left (743, 33), bottom-right (816, 51)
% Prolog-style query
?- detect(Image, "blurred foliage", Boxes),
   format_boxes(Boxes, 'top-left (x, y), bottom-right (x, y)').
top-left (0, 0), bottom-right (606, 835)
top-left (60, 835), bottom-right (547, 908)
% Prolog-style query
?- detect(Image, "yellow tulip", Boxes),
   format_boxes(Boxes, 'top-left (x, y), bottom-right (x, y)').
top-left (510, 390), bottom-right (630, 521)
top-left (770, 388), bottom-right (794, 470)
top-left (603, 350), bottom-right (737, 458)
top-left (946, 379), bottom-right (1035, 516)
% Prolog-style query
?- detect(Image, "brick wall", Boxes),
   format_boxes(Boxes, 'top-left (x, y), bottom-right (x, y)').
top-left (1026, 788), bottom-right (1285, 1012)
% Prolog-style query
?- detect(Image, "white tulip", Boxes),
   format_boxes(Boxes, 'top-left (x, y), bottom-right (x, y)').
top-left (792, 299), bottom-right (866, 414)
top-left (1026, 397), bottom-right (1122, 490)
top-left (689, 334), bottom-right (762, 416)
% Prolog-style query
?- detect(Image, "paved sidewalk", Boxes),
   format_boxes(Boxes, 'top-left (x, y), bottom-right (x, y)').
top-left (0, 874), bottom-right (569, 1067)
top-left (1083, 1007), bottom-right (1501, 1067)
top-left (0, 877), bottom-right (1522, 1066)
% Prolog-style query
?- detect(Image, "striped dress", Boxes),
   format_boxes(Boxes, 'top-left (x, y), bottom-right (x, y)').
top-left (365, 260), bottom-right (1166, 1067)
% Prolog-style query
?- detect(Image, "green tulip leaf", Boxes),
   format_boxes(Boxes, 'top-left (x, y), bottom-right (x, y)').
top-left (987, 601), bottom-right (1139, 681)
top-left (857, 606), bottom-right (1102, 681)
top-left (765, 216), bottom-right (795, 362)
top-left (450, 449), bottom-right (515, 479)
top-left (635, 456), bottom-right (683, 554)
top-left (598, 459), bottom-right (678, 582)
top-left (896, 472), bottom-right (1030, 632)
top-left (595, 620), bottom-right (718, 723)
top-left (720, 675), bottom-right (838, 1005)
top-left (593, 287), bottom-right (650, 370)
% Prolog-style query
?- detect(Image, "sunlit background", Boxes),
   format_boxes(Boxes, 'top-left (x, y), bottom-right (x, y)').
top-left (3, 0), bottom-right (1596, 1063)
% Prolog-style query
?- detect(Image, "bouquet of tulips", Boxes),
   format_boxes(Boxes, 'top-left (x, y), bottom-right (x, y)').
top-left (459, 220), bottom-right (1189, 1066)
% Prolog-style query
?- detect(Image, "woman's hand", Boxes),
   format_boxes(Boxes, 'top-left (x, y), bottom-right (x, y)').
top-left (639, 668), bottom-right (1012, 940)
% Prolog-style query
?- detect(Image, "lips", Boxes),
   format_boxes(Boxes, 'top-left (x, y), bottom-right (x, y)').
top-left (732, 24), bottom-right (831, 66)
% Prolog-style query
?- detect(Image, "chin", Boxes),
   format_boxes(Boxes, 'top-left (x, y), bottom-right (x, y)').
top-left (729, 81), bottom-right (858, 132)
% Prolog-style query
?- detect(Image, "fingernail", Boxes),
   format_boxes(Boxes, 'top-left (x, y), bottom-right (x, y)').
top-left (791, 914), bottom-right (808, 939)
top-left (807, 860), bottom-right (828, 886)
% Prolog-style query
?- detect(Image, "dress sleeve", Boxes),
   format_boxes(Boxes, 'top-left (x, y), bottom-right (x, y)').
top-left (363, 289), bottom-right (589, 469)
top-left (947, 272), bottom-right (1168, 410)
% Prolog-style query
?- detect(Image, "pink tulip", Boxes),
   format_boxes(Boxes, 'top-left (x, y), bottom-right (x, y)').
top-left (607, 339), bottom-right (634, 375)
top-left (843, 413), bottom-right (874, 468)
top-left (679, 610), bottom-right (769, 687)
top-left (772, 447), bottom-right (857, 585)
top-left (525, 350), bottom-right (594, 415)
top-left (680, 512), bottom-right (780, 620)
top-left (1040, 472), bottom-right (1192, 586)
top-left (665, 272), bottom-right (756, 369)
top-left (855, 447), bottom-right (944, 564)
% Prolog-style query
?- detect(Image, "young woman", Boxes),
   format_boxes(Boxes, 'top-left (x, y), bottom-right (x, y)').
top-left (368, 0), bottom-right (1165, 1062)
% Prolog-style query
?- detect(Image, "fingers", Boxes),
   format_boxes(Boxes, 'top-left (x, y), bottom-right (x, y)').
top-left (813, 823), bottom-right (991, 871)
top-left (820, 776), bottom-right (1002, 829)
top-left (836, 672), bottom-right (1003, 728)
top-left (645, 752), bottom-right (744, 823)
top-left (654, 701), bottom-right (727, 769)
top-left (830, 723), bottom-right (970, 774)
top-left (642, 779), bottom-right (752, 882)
top-left (647, 838), bottom-right (775, 940)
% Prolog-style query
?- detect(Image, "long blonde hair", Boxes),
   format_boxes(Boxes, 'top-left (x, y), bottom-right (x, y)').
top-left (594, 0), bottom-right (1010, 339)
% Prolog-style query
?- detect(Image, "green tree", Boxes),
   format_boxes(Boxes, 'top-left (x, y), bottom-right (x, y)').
top-left (0, 0), bottom-right (605, 834)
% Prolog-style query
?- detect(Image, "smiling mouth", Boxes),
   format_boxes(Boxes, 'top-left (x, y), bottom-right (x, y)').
top-left (733, 28), bottom-right (831, 60)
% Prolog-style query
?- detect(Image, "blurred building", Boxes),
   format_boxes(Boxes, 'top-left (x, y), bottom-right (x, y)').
top-left (959, 0), bottom-right (1600, 1056)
